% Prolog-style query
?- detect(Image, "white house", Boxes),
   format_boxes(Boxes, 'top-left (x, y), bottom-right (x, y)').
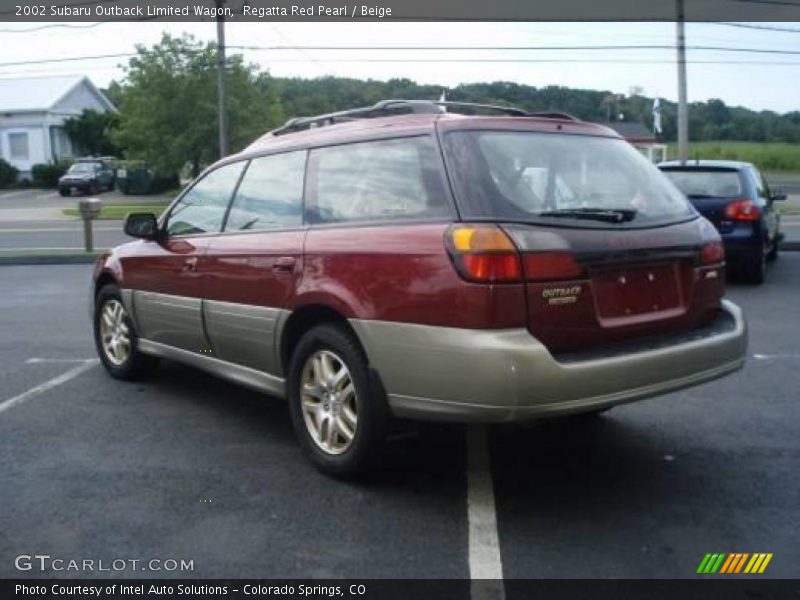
top-left (0, 75), bottom-right (115, 177)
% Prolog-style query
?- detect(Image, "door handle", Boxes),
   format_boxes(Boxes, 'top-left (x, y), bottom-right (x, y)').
top-left (272, 256), bottom-right (296, 272)
top-left (183, 257), bottom-right (198, 272)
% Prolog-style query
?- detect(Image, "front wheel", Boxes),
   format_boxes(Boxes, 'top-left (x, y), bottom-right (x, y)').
top-left (94, 284), bottom-right (158, 379)
top-left (287, 324), bottom-right (388, 478)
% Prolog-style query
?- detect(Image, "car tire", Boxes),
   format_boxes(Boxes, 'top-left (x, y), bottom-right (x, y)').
top-left (88, 182), bottom-right (100, 195)
top-left (766, 239), bottom-right (778, 262)
top-left (94, 284), bottom-right (158, 380)
top-left (741, 243), bottom-right (766, 284)
top-left (58, 188), bottom-right (69, 197)
top-left (287, 323), bottom-right (389, 478)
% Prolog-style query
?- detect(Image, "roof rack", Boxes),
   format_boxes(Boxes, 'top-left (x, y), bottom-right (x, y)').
top-left (270, 99), bottom-right (579, 136)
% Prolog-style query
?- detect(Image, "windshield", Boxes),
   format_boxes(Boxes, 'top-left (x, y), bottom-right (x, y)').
top-left (443, 131), bottom-right (696, 227)
top-left (660, 168), bottom-right (743, 198)
top-left (68, 163), bottom-right (99, 174)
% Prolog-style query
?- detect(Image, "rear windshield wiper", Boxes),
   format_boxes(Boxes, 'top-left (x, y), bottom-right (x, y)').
top-left (686, 194), bottom-right (715, 199)
top-left (537, 208), bottom-right (637, 223)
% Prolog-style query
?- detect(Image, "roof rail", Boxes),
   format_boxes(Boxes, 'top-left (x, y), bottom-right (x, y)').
top-left (269, 99), bottom-right (560, 136)
top-left (528, 111), bottom-right (580, 121)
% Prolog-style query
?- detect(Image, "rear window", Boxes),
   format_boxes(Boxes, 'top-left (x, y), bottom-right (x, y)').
top-left (443, 131), bottom-right (695, 227)
top-left (661, 168), bottom-right (743, 198)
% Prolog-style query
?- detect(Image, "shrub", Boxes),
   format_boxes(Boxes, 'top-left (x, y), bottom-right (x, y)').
top-left (31, 161), bottom-right (72, 188)
top-left (0, 159), bottom-right (18, 188)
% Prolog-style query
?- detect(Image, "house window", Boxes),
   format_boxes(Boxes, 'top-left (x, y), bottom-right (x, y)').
top-left (9, 133), bottom-right (29, 160)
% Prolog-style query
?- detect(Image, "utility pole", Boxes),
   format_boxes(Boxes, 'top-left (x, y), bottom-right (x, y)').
top-left (676, 0), bottom-right (689, 162)
top-left (215, 0), bottom-right (229, 157)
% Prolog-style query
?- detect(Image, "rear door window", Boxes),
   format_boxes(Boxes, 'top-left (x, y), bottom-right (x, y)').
top-left (307, 136), bottom-right (451, 224)
top-left (165, 162), bottom-right (245, 236)
top-left (224, 151), bottom-right (306, 231)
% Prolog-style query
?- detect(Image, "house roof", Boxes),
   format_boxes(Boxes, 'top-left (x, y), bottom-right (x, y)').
top-left (0, 75), bottom-right (115, 114)
top-left (605, 121), bottom-right (656, 142)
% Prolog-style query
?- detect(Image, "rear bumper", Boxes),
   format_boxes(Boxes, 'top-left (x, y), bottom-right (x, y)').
top-left (349, 299), bottom-right (747, 423)
top-left (720, 223), bottom-right (764, 263)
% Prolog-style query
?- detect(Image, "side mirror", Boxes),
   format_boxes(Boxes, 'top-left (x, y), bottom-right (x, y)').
top-left (124, 212), bottom-right (159, 240)
top-left (770, 187), bottom-right (788, 201)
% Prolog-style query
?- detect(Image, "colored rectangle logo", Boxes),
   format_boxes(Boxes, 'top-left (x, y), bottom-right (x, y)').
top-left (698, 553), bottom-right (773, 574)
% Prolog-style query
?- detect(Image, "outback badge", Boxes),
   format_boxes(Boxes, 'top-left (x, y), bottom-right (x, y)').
top-left (542, 285), bottom-right (582, 305)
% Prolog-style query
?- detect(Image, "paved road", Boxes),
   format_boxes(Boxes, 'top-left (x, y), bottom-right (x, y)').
top-left (0, 258), bottom-right (798, 581)
top-left (0, 188), bottom-right (170, 228)
top-left (0, 188), bottom-right (168, 251)
top-left (0, 220), bottom-right (129, 252)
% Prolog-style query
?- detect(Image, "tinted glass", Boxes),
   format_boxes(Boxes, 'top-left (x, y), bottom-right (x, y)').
top-left (748, 167), bottom-right (767, 199)
top-left (309, 137), bottom-right (450, 223)
top-left (444, 131), bottom-right (695, 227)
top-left (225, 151), bottom-right (306, 231)
top-left (68, 163), bottom-right (99, 174)
top-left (166, 162), bottom-right (244, 236)
top-left (661, 169), bottom-right (743, 198)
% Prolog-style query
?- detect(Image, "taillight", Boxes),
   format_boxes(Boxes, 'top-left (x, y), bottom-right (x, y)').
top-left (523, 252), bottom-right (585, 282)
top-left (446, 224), bottom-right (522, 283)
top-left (724, 199), bottom-right (759, 221)
top-left (701, 241), bottom-right (725, 265)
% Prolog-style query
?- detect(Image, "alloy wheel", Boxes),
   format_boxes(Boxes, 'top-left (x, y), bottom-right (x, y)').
top-left (300, 350), bottom-right (358, 455)
top-left (99, 299), bottom-right (131, 366)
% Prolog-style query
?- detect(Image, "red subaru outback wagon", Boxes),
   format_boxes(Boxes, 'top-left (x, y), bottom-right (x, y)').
top-left (92, 100), bottom-right (747, 476)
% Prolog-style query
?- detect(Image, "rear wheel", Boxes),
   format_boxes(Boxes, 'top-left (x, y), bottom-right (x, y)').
top-left (740, 243), bottom-right (767, 284)
top-left (94, 284), bottom-right (158, 379)
top-left (287, 323), bottom-right (388, 478)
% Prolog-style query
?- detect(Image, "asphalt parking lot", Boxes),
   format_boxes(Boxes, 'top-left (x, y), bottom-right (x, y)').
top-left (0, 257), bottom-right (798, 582)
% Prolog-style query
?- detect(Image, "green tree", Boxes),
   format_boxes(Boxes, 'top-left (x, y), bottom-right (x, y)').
top-left (113, 33), bottom-right (283, 177)
top-left (63, 109), bottom-right (120, 156)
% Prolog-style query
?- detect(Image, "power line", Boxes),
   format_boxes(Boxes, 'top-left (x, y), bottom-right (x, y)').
top-left (5, 57), bottom-right (800, 75)
top-left (722, 0), bottom-right (800, 6)
top-left (6, 42), bottom-right (800, 70)
top-left (0, 22), bottom-right (108, 33)
top-left (230, 43), bottom-right (800, 56)
top-left (714, 22), bottom-right (800, 33)
top-left (0, 53), bottom-right (135, 68)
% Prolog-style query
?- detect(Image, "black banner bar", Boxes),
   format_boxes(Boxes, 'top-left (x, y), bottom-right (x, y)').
top-left (3, 579), bottom-right (800, 600)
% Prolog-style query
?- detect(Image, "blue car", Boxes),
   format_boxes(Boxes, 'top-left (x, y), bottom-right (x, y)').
top-left (658, 160), bottom-right (786, 283)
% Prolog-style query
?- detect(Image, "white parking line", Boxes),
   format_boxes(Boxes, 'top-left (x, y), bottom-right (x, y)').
top-left (467, 425), bottom-right (505, 599)
top-left (0, 360), bottom-right (98, 415)
top-left (753, 353), bottom-right (800, 360)
top-left (26, 358), bottom-right (96, 364)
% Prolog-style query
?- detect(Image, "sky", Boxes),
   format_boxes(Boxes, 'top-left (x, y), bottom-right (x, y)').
top-left (0, 21), bottom-right (799, 113)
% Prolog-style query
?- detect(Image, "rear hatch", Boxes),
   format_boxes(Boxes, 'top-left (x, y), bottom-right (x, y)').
top-left (659, 166), bottom-right (747, 233)
top-left (503, 220), bottom-right (723, 352)
top-left (442, 125), bottom-right (725, 353)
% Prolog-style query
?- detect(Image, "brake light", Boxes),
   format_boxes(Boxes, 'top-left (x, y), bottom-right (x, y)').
top-left (446, 224), bottom-right (522, 282)
top-left (701, 241), bottom-right (725, 265)
top-left (724, 199), bottom-right (759, 221)
top-left (523, 252), bottom-right (585, 282)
